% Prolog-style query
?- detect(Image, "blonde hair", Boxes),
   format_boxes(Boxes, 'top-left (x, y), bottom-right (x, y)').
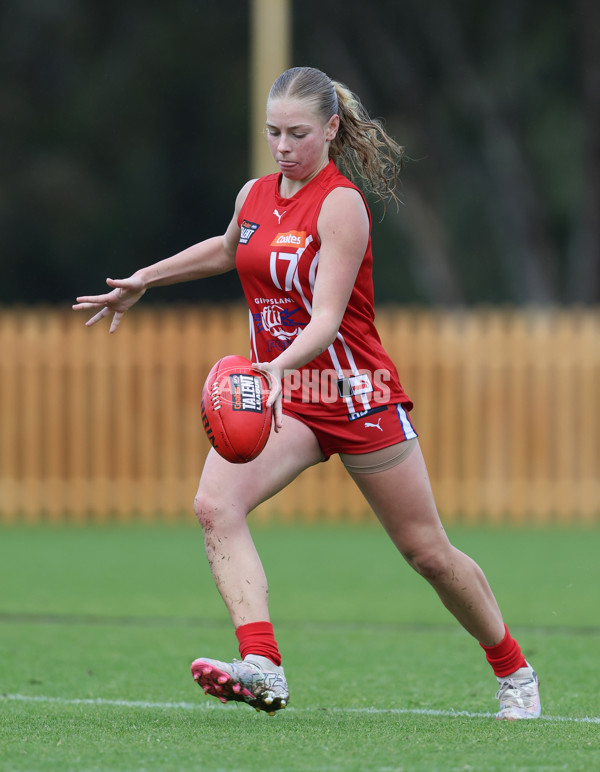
top-left (268, 66), bottom-right (403, 209)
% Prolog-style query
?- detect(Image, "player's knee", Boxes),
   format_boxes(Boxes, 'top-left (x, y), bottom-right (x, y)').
top-left (193, 490), bottom-right (217, 529)
top-left (405, 547), bottom-right (449, 583)
top-left (193, 487), bottom-right (248, 531)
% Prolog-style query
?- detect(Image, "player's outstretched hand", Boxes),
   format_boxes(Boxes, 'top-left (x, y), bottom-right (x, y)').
top-left (252, 361), bottom-right (283, 433)
top-left (72, 276), bottom-right (146, 333)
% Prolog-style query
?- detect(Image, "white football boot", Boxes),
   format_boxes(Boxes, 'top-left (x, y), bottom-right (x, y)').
top-left (495, 662), bottom-right (541, 720)
top-left (191, 654), bottom-right (289, 715)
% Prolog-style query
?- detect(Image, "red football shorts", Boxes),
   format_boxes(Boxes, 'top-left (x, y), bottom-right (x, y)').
top-left (281, 401), bottom-right (417, 460)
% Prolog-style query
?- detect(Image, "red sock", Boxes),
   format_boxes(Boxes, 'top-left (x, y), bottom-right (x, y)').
top-left (480, 624), bottom-right (527, 677)
top-left (235, 621), bottom-right (282, 666)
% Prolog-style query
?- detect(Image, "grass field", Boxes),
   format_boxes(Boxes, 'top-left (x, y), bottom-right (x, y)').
top-left (1, 521), bottom-right (599, 771)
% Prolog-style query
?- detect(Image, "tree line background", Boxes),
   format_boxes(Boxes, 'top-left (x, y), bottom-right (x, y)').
top-left (2, 0), bottom-right (598, 306)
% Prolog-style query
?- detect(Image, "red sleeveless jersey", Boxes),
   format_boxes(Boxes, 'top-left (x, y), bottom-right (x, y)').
top-left (236, 160), bottom-right (412, 420)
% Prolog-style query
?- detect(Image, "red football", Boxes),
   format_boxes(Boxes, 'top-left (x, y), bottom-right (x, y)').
top-left (201, 355), bottom-right (272, 463)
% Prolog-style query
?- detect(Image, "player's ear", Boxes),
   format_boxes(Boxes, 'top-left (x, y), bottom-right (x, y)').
top-left (325, 114), bottom-right (339, 142)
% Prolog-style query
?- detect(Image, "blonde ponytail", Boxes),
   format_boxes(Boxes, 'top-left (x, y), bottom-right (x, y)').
top-left (331, 81), bottom-right (403, 210)
top-left (268, 67), bottom-right (403, 210)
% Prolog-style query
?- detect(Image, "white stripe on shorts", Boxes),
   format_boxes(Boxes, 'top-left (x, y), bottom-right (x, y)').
top-left (396, 404), bottom-right (418, 440)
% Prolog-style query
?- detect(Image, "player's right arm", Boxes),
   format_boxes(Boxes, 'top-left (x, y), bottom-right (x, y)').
top-left (73, 180), bottom-right (256, 333)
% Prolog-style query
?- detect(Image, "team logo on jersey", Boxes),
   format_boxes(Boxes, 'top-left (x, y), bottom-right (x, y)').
top-left (239, 219), bottom-right (259, 245)
top-left (270, 230), bottom-right (307, 249)
top-left (253, 304), bottom-right (307, 341)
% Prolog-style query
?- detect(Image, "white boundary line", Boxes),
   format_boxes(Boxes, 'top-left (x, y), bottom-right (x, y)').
top-left (2, 693), bottom-right (599, 724)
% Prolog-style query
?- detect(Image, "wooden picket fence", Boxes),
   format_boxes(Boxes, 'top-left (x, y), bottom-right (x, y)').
top-left (1, 305), bottom-right (598, 525)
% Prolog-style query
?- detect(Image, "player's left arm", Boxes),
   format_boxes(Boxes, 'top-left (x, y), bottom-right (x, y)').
top-left (254, 186), bottom-right (369, 428)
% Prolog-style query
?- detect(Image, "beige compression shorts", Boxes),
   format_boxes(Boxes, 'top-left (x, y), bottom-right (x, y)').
top-left (340, 437), bottom-right (418, 475)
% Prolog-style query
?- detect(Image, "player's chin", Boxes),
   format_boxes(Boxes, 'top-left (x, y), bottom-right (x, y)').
top-left (277, 161), bottom-right (300, 175)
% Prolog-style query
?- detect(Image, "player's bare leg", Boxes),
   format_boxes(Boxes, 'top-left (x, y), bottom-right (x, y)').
top-left (194, 414), bottom-right (322, 627)
top-left (191, 414), bottom-right (322, 713)
top-left (349, 439), bottom-right (540, 719)
top-left (348, 440), bottom-right (505, 646)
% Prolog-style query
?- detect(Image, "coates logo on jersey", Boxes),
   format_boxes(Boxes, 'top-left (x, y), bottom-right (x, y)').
top-left (239, 220), bottom-right (259, 245)
top-left (230, 373), bottom-right (263, 413)
top-left (270, 231), bottom-right (307, 249)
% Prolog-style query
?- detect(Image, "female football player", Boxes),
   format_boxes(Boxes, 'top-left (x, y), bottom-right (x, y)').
top-left (73, 66), bottom-right (540, 720)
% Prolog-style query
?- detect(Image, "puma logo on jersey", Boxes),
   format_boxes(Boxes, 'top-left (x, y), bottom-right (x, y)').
top-left (364, 418), bottom-right (383, 431)
top-left (273, 209), bottom-right (286, 224)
